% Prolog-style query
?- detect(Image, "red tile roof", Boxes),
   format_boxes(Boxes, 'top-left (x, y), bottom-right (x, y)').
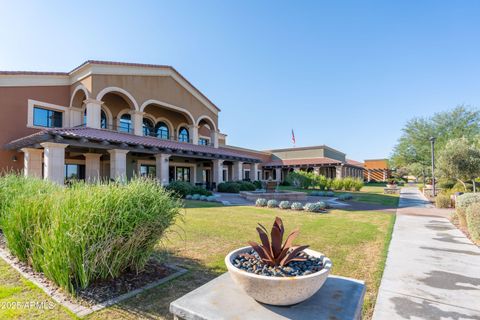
top-left (6, 127), bottom-right (261, 162)
top-left (346, 159), bottom-right (364, 168)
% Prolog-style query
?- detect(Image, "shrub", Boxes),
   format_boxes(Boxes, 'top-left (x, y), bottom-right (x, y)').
top-left (0, 176), bottom-right (181, 293)
top-left (456, 193), bottom-right (480, 227)
top-left (217, 181), bottom-right (240, 193)
top-left (353, 179), bottom-right (364, 191)
top-left (466, 203), bottom-right (480, 243)
top-left (200, 195), bottom-right (207, 201)
top-left (326, 191), bottom-right (335, 197)
top-left (206, 196), bottom-right (217, 202)
top-left (291, 202), bottom-right (304, 211)
top-left (256, 198), bottom-right (268, 207)
top-left (438, 179), bottom-right (456, 190)
top-left (338, 193), bottom-right (353, 201)
top-left (252, 180), bottom-right (263, 189)
top-left (267, 200), bottom-right (278, 208)
top-left (185, 194), bottom-right (192, 200)
top-left (310, 191), bottom-right (326, 197)
top-left (279, 201), bottom-right (291, 209)
top-left (331, 178), bottom-right (344, 191)
top-left (166, 181), bottom-right (211, 197)
top-left (166, 180), bottom-right (192, 197)
top-left (191, 194), bottom-right (201, 200)
top-left (303, 202), bottom-right (325, 212)
top-left (238, 181), bottom-right (256, 191)
top-left (435, 194), bottom-right (451, 208)
top-left (317, 201), bottom-right (327, 210)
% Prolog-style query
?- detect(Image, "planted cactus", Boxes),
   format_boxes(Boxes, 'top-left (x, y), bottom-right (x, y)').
top-left (256, 198), bottom-right (268, 207)
top-left (279, 201), bottom-right (291, 209)
top-left (267, 200), bottom-right (278, 208)
top-left (291, 202), bottom-right (304, 211)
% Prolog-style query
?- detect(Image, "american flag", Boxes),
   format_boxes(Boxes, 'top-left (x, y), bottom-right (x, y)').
top-left (291, 129), bottom-right (296, 145)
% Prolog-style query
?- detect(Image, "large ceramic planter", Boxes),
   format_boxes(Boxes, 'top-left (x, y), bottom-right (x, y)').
top-left (225, 246), bottom-right (332, 306)
top-left (386, 184), bottom-right (397, 189)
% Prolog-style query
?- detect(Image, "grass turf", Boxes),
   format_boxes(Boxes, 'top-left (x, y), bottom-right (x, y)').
top-left (0, 202), bottom-right (394, 320)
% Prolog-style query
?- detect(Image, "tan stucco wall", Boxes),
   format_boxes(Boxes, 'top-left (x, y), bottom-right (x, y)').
top-left (0, 85), bottom-right (70, 171)
top-left (271, 147), bottom-right (345, 162)
top-left (90, 74), bottom-right (218, 127)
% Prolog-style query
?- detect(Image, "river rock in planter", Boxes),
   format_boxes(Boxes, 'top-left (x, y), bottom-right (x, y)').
top-left (225, 246), bottom-right (332, 306)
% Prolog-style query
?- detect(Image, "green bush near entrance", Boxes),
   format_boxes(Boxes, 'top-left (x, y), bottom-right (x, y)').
top-left (0, 175), bottom-right (181, 294)
top-left (217, 181), bottom-right (256, 193)
top-left (285, 171), bottom-right (364, 191)
top-left (166, 180), bottom-right (212, 197)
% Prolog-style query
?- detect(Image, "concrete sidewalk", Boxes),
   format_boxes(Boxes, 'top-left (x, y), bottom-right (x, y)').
top-left (373, 187), bottom-right (480, 320)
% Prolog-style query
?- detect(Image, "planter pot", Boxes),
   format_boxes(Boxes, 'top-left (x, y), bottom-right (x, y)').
top-left (225, 246), bottom-right (332, 306)
top-left (386, 184), bottom-right (397, 189)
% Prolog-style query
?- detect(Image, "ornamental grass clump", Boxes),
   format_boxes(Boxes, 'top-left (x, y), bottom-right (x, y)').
top-left (0, 176), bottom-right (181, 294)
top-left (291, 202), bottom-right (303, 211)
top-left (256, 198), bottom-right (268, 207)
top-left (278, 201), bottom-right (291, 209)
top-left (267, 200), bottom-right (278, 208)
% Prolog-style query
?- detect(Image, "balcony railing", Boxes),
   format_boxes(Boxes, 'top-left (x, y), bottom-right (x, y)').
top-left (74, 124), bottom-right (194, 144)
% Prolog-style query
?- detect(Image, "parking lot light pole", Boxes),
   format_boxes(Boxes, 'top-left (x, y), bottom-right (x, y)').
top-left (430, 137), bottom-right (436, 197)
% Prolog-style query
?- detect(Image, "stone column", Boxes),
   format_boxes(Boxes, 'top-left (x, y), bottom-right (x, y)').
top-left (233, 161), bottom-right (243, 181)
top-left (250, 163), bottom-right (259, 181)
top-left (212, 159), bottom-right (224, 186)
top-left (383, 170), bottom-right (387, 182)
top-left (335, 165), bottom-right (343, 179)
top-left (84, 153), bottom-right (102, 182)
top-left (108, 149), bottom-right (129, 182)
top-left (41, 142), bottom-right (68, 185)
top-left (84, 99), bottom-right (103, 129)
top-left (69, 107), bottom-right (83, 127)
top-left (189, 125), bottom-right (199, 145)
top-left (130, 111), bottom-right (145, 136)
top-left (21, 148), bottom-right (43, 178)
top-left (275, 168), bottom-right (282, 182)
top-left (211, 130), bottom-right (219, 148)
top-left (155, 153), bottom-right (171, 186)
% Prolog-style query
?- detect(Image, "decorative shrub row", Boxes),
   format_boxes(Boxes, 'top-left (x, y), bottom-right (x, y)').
top-left (166, 180), bottom-right (212, 198)
top-left (0, 175), bottom-right (181, 294)
top-left (255, 198), bottom-right (327, 212)
top-left (337, 193), bottom-right (353, 201)
top-left (435, 194), bottom-right (451, 208)
top-left (456, 193), bottom-right (480, 229)
top-left (185, 194), bottom-right (219, 202)
top-left (217, 181), bottom-right (257, 193)
top-left (310, 190), bottom-right (335, 197)
top-left (285, 171), bottom-right (364, 191)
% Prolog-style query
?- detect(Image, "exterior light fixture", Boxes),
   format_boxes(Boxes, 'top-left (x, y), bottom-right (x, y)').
top-left (12, 155), bottom-right (18, 162)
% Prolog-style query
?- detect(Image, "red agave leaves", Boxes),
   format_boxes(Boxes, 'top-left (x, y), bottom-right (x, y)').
top-left (245, 217), bottom-right (309, 267)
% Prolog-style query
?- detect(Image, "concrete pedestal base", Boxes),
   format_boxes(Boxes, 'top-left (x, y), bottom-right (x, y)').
top-left (170, 272), bottom-right (365, 320)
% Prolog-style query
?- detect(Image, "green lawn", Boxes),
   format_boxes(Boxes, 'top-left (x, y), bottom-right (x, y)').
top-left (279, 184), bottom-right (400, 207)
top-left (0, 202), bottom-right (395, 320)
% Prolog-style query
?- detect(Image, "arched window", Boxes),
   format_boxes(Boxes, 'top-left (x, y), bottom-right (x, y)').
top-left (84, 109), bottom-right (108, 129)
top-left (178, 127), bottom-right (189, 143)
top-left (155, 122), bottom-right (170, 140)
top-left (119, 113), bottom-right (132, 133)
top-left (143, 118), bottom-right (154, 136)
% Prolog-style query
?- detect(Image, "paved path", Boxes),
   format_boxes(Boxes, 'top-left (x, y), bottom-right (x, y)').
top-left (373, 187), bottom-right (480, 320)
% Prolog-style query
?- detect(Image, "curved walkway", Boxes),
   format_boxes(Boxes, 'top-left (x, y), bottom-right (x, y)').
top-left (373, 187), bottom-right (480, 320)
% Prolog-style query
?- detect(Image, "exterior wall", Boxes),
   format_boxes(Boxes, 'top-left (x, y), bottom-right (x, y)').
top-left (90, 74), bottom-right (218, 127)
top-left (0, 85), bottom-right (70, 171)
top-left (270, 146), bottom-right (345, 162)
top-left (364, 159), bottom-right (389, 170)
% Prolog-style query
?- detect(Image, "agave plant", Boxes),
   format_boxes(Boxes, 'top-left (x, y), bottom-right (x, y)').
top-left (244, 217), bottom-right (309, 267)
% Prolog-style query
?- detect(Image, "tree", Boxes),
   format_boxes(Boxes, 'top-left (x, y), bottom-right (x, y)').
top-left (391, 106), bottom-right (480, 178)
top-left (437, 138), bottom-right (480, 192)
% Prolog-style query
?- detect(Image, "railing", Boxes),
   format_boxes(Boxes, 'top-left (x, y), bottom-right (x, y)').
top-left (73, 124), bottom-right (194, 144)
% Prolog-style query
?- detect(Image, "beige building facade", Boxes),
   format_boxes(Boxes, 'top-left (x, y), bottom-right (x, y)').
top-left (1, 60), bottom-right (363, 187)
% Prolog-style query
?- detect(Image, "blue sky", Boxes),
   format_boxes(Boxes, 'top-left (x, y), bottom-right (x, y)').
top-left (1, 1), bottom-right (480, 161)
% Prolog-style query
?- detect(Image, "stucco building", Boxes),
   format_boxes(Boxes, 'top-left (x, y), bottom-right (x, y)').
top-left (0, 60), bottom-right (363, 187)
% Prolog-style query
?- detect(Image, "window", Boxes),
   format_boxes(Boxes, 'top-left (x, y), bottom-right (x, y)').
top-left (176, 167), bottom-right (191, 182)
top-left (199, 138), bottom-right (209, 146)
top-left (178, 127), bottom-right (189, 142)
top-left (33, 107), bottom-right (63, 128)
top-left (65, 164), bottom-right (85, 181)
top-left (245, 170), bottom-right (250, 180)
top-left (143, 118), bottom-right (154, 136)
top-left (83, 109), bottom-right (107, 128)
top-left (140, 164), bottom-right (156, 177)
top-left (155, 122), bottom-right (170, 140)
top-left (119, 114), bottom-right (132, 133)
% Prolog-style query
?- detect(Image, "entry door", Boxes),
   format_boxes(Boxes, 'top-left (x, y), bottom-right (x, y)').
top-left (204, 169), bottom-right (211, 183)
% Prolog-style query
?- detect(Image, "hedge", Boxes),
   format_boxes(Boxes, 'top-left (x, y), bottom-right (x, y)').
top-left (456, 193), bottom-right (480, 228)
top-left (0, 175), bottom-right (181, 294)
top-left (217, 181), bottom-right (256, 193)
